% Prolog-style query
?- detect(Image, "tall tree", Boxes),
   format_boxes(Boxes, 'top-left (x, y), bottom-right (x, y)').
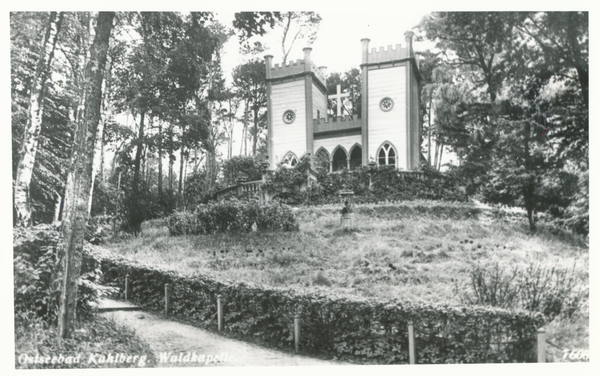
top-left (232, 59), bottom-right (267, 156)
top-left (418, 50), bottom-right (442, 165)
top-left (513, 12), bottom-right (588, 166)
top-left (57, 11), bottom-right (115, 342)
top-left (221, 89), bottom-right (241, 159)
top-left (13, 11), bottom-right (64, 226)
top-left (232, 12), bottom-right (282, 52)
top-left (418, 12), bottom-right (521, 102)
top-left (276, 12), bottom-right (322, 65)
top-left (514, 12), bottom-right (588, 108)
top-left (419, 12), bottom-right (588, 231)
top-left (111, 12), bottom-right (171, 189)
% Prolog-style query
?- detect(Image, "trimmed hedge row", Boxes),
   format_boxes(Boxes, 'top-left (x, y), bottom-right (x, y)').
top-left (167, 199), bottom-right (299, 236)
top-left (98, 250), bottom-right (544, 364)
top-left (264, 163), bottom-right (466, 206)
top-left (296, 201), bottom-right (484, 221)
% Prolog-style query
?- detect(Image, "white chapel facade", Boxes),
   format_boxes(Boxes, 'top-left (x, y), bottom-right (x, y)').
top-left (264, 31), bottom-right (421, 172)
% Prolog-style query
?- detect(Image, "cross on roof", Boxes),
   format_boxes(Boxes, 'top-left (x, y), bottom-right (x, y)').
top-left (329, 84), bottom-right (350, 117)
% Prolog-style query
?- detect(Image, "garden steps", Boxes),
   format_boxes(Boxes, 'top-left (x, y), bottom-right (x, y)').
top-left (96, 298), bottom-right (143, 312)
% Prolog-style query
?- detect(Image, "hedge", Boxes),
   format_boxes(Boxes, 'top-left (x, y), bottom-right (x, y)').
top-left (97, 250), bottom-right (545, 364)
top-left (263, 162), bottom-right (466, 206)
top-left (296, 201), bottom-right (484, 221)
top-left (167, 199), bottom-right (299, 236)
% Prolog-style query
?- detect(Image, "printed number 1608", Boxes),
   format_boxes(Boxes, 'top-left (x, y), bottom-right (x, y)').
top-left (562, 349), bottom-right (589, 361)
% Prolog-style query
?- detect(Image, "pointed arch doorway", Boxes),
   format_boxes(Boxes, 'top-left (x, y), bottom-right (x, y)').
top-left (332, 147), bottom-right (348, 172)
top-left (349, 145), bottom-right (362, 170)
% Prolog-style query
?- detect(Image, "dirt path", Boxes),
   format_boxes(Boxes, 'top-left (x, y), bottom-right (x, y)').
top-left (100, 309), bottom-right (345, 367)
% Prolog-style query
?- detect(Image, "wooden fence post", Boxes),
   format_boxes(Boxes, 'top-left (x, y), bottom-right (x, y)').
top-left (165, 283), bottom-right (171, 316)
top-left (537, 328), bottom-right (546, 363)
top-left (294, 314), bottom-right (301, 353)
top-left (408, 321), bottom-right (416, 364)
top-left (217, 295), bottom-right (223, 331)
top-left (125, 274), bottom-right (130, 301)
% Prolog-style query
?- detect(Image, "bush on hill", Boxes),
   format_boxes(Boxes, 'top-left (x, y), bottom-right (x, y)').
top-left (167, 198), bottom-right (299, 236)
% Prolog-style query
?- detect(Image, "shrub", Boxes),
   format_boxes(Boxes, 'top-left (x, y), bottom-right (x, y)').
top-left (562, 170), bottom-right (589, 235)
top-left (256, 201), bottom-right (299, 231)
top-left (166, 211), bottom-right (198, 236)
top-left (459, 260), bottom-right (582, 321)
top-left (457, 263), bottom-right (520, 309)
top-left (167, 199), bottom-right (299, 235)
top-left (222, 155), bottom-right (264, 186)
top-left (14, 225), bottom-right (61, 322)
top-left (100, 253), bottom-right (545, 364)
top-left (13, 225), bottom-right (107, 325)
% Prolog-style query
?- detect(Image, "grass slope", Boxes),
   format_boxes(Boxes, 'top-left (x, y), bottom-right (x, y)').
top-left (104, 201), bottom-right (588, 362)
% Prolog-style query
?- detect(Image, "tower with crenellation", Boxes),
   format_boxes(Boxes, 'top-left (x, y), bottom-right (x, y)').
top-left (264, 31), bottom-right (421, 172)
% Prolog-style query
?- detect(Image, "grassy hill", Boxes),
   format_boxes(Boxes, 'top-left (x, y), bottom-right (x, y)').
top-left (103, 200), bottom-right (588, 362)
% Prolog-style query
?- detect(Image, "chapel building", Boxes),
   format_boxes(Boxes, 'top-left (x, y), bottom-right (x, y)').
top-left (264, 31), bottom-right (421, 172)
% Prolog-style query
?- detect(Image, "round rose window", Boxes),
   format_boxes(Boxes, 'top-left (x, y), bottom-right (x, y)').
top-left (283, 110), bottom-right (296, 124)
top-left (380, 97), bottom-right (394, 112)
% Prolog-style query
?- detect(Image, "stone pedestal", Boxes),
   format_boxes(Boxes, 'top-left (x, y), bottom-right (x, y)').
top-left (340, 212), bottom-right (353, 228)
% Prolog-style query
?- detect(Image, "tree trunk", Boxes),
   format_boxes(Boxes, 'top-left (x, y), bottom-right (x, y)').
top-left (427, 96), bottom-right (433, 166)
top-left (182, 156), bottom-right (187, 211)
top-left (133, 111), bottom-right (145, 187)
top-left (241, 101), bottom-right (249, 155)
top-left (53, 194), bottom-right (63, 223)
top-left (206, 150), bottom-right (217, 192)
top-left (169, 157), bottom-right (173, 192)
top-left (158, 121), bottom-right (163, 195)
top-left (143, 144), bottom-right (148, 184)
top-left (523, 121), bottom-right (536, 232)
top-left (87, 118), bottom-right (105, 214)
top-left (576, 65), bottom-right (588, 109)
top-left (57, 11), bottom-right (114, 344)
top-left (14, 11), bottom-right (64, 226)
top-left (168, 127), bottom-right (174, 192)
top-left (252, 106), bottom-right (259, 156)
top-left (437, 142), bottom-right (444, 171)
top-left (178, 145), bottom-right (185, 198)
top-left (433, 137), bottom-right (440, 171)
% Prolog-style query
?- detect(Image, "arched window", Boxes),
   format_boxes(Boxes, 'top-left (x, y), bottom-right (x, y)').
top-left (378, 143), bottom-right (396, 168)
top-left (315, 148), bottom-right (330, 173)
top-left (349, 145), bottom-right (362, 170)
top-left (332, 147), bottom-right (348, 172)
top-left (282, 152), bottom-right (298, 167)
